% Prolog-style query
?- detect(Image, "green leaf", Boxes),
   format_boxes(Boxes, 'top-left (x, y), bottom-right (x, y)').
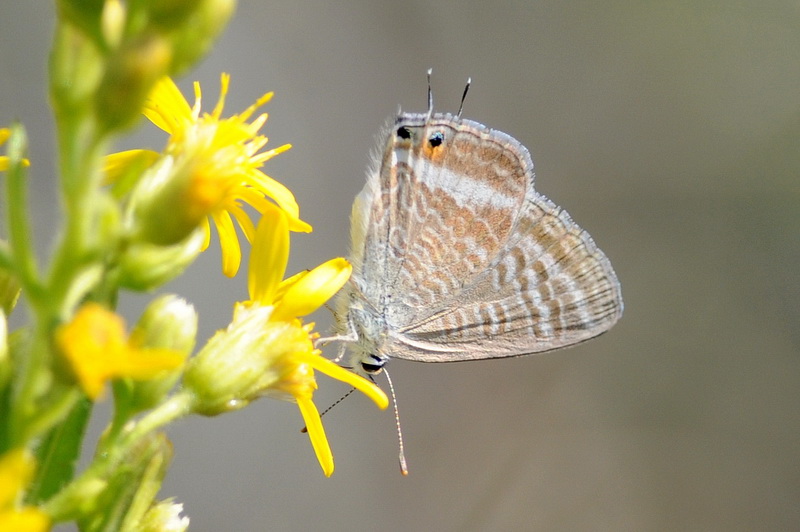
top-left (27, 397), bottom-right (92, 504)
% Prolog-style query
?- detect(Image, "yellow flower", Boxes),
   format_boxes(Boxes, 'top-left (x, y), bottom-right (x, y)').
top-left (0, 449), bottom-right (50, 532)
top-left (107, 74), bottom-right (310, 277)
top-left (184, 206), bottom-right (386, 476)
top-left (0, 128), bottom-right (30, 171)
top-left (56, 303), bottom-right (186, 400)
top-left (247, 206), bottom-right (387, 476)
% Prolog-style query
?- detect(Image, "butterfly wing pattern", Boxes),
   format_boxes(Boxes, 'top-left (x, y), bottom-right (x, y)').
top-left (339, 112), bottom-right (622, 372)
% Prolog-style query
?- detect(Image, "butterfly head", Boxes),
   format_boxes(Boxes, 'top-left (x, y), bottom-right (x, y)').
top-left (341, 299), bottom-right (391, 377)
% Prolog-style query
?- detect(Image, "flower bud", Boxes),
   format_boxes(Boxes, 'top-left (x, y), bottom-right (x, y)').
top-left (49, 22), bottom-right (105, 116)
top-left (143, 0), bottom-right (206, 28)
top-left (118, 228), bottom-right (204, 291)
top-left (95, 34), bottom-right (172, 132)
top-left (166, 0), bottom-right (236, 75)
top-left (123, 295), bottom-right (197, 411)
top-left (139, 499), bottom-right (190, 532)
top-left (183, 304), bottom-right (313, 416)
top-left (129, 155), bottom-right (218, 247)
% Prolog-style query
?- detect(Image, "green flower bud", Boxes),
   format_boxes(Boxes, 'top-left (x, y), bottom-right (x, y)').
top-left (167, 0), bottom-right (235, 75)
top-left (95, 33), bottom-right (172, 132)
top-left (118, 229), bottom-right (204, 291)
top-left (128, 155), bottom-right (211, 247)
top-left (50, 22), bottom-right (105, 115)
top-left (116, 295), bottom-right (197, 412)
top-left (139, 498), bottom-right (189, 532)
top-left (183, 304), bottom-right (312, 416)
top-left (143, 0), bottom-right (206, 29)
top-left (55, 0), bottom-right (106, 48)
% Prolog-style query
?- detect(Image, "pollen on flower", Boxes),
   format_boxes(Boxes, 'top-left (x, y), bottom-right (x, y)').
top-left (56, 303), bottom-right (186, 400)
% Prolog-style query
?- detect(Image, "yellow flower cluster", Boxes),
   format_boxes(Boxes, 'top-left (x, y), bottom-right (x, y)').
top-left (107, 74), bottom-right (310, 277)
top-left (65, 74), bottom-right (386, 476)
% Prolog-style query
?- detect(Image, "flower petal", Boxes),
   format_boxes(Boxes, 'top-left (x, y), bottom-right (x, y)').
top-left (103, 149), bottom-right (159, 185)
top-left (237, 91), bottom-right (274, 123)
top-left (297, 396), bottom-right (334, 477)
top-left (56, 304), bottom-right (186, 400)
top-left (272, 258), bottom-right (352, 320)
top-left (228, 204), bottom-right (256, 245)
top-left (144, 77), bottom-right (193, 134)
top-left (295, 351), bottom-right (389, 410)
top-left (248, 206), bottom-right (289, 304)
top-left (211, 210), bottom-right (242, 278)
top-left (210, 73), bottom-right (231, 119)
top-left (245, 171), bottom-right (303, 225)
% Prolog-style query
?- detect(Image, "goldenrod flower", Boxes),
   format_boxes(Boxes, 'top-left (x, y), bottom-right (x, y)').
top-left (0, 128), bottom-right (30, 171)
top-left (184, 206), bottom-right (387, 476)
top-left (0, 449), bottom-right (49, 532)
top-left (107, 74), bottom-right (310, 277)
top-left (56, 303), bottom-right (187, 400)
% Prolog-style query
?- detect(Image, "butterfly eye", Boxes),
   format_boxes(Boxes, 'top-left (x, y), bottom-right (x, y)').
top-left (361, 362), bottom-right (382, 374)
top-left (396, 126), bottom-right (411, 139)
top-left (428, 131), bottom-right (444, 148)
top-left (361, 353), bottom-right (386, 374)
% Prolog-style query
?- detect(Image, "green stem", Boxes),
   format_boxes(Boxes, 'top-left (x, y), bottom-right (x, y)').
top-left (46, 117), bottom-right (106, 316)
top-left (5, 125), bottom-right (42, 306)
top-left (4, 125), bottom-right (51, 449)
top-left (122, 391), bottom-right (195, 446)
top-left (6, 120), bottom-right (104, 446)
top-left (43, 391), bottom-right (195, 522)
top-left (8, 18), bottom-right (108, 465)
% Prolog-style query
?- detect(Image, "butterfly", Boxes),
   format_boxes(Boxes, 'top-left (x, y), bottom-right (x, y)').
top-left (333, 82), bottom-right (622, 375)
top-left (323, 75), bottom-right (622, 472)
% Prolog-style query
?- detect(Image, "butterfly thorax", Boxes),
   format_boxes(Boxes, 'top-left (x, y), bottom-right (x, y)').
top-left (342, 298), bottom-right (392, 375)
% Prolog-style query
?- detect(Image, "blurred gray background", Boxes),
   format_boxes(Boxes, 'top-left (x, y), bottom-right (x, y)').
top-left (2, 2), bottom-right (799, 531)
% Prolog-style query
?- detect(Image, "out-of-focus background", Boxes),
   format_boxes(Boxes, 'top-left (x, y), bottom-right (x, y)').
top-left (2, 2), bottom-right (799, 531)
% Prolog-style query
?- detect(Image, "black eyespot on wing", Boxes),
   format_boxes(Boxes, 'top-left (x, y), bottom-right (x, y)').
top-left (428, 131), bottom-right (444, 148)
top-left (396, 126), bottom-right (411, 139)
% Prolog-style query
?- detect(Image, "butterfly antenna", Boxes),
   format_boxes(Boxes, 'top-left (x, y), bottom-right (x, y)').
top-left (382, 368), bottom-right (409, 475)
top-left (300, 387), bottom-right (357, 433)
top-left (426, 68), bottom-right (434, 119)
top-left (457, 77), bottom-right (472, 118)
